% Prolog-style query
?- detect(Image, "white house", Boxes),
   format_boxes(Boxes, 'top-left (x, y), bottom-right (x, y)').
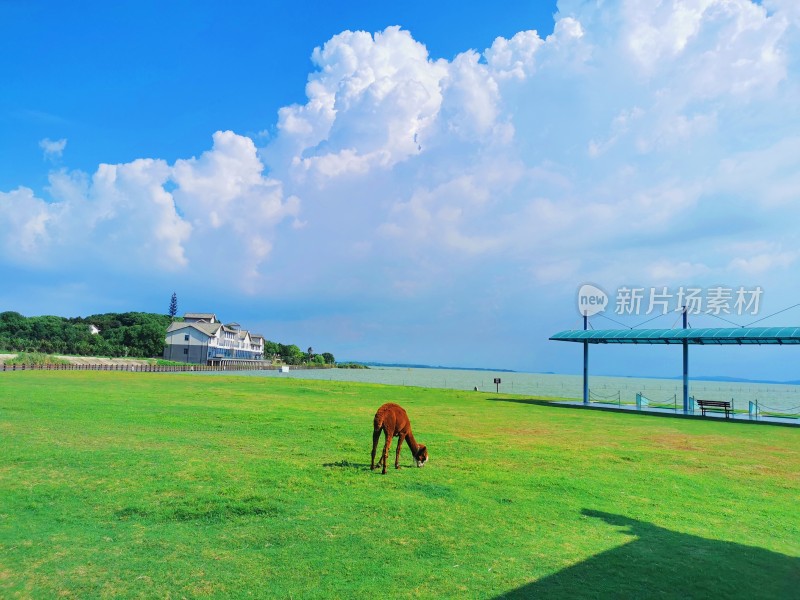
top-left (163, 313), bottom-right (265, 365)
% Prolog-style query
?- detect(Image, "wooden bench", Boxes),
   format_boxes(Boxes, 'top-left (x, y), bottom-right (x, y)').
top-left (696, 399), bottom-right (732, 418)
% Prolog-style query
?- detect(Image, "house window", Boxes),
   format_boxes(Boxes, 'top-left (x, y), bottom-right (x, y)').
top-left (184, 334), bottom-right (190, 341)
top-left (183, 348), bottom-right (188, 354)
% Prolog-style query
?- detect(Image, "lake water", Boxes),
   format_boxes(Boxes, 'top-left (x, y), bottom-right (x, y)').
top-left (207, 366), bottom-right (800, 417)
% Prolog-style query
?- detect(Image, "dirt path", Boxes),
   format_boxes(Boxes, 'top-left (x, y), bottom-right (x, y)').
top-left (55, 356), bottom-right (151, 366)
top-left (0, 353), bottom-right (150, 366)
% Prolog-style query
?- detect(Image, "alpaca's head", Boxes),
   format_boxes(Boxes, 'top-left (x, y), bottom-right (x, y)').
top-left (415, 445), bottom-right (428, 467)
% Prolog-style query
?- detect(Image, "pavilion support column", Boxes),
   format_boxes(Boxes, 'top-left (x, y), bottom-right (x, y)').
top-left (682, 306), bottom-right (689, 414)
top-left (583, 312), bottom-right (589, 405)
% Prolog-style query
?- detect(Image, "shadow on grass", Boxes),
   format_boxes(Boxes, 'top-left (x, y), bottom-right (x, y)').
top-left (486, 397), bottom-right (555, 406)
top-left (496, 510), bottom-right (799, 599)
top-left (322, 460), bottom-right (371, 469)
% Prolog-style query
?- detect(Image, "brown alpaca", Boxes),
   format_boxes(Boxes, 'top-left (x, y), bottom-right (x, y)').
top-left (371, 403), bottom-right (428, 474)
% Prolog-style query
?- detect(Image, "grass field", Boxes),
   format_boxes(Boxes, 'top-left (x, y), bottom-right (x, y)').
top-left (1, 372), bottom-right (798, 598)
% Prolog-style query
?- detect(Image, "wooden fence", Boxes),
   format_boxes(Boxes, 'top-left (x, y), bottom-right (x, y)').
top-left (0, 363), bottom-right (330, 373)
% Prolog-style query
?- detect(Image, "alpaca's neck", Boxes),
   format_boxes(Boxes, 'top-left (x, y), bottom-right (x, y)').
top-left (405, 430), bottom-right (421, 456)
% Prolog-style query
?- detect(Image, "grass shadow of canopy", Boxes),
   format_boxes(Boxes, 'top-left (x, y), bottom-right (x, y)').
top-left (496, 510), bottom-right (799, 599)
top-left (485, 397), bottom-right (554, 406)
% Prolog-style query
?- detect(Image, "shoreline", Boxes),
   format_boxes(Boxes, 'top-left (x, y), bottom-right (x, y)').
top-left (2, 352), bottom-right (798, 387)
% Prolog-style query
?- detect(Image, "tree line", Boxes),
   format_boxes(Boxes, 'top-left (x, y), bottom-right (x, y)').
top-left (0, 311), bottom-right (335, 364)
top-left (262, 342), bottom-right (335, 366)
top-left (0, 311), bottom-right (169, 358)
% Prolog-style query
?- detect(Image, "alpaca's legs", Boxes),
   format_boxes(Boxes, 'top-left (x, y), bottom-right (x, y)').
top-left (370, 428), bottom-right (381, 470)
top-left (395, 434), bottom-right (406, 469)
top-left (381, 433), bottom-right (392, 474)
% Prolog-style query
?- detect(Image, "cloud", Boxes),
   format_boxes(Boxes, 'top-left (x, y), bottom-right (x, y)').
top-left (1, 131), bottom-right (298, 286)
top-left (173, 130), bottom-right (299, 285)
top-left (3, 0), bottom-right (800, 343)
top-left (647, 260), bottom-right (712, 282)
top-left (273, 26), bottom-right (448, 180)
top-left (729, 252), bottom-right (797, 275)
top-left (726, 242), bottom-right (798, 275)
top-left (485, 30), bottom-right (543, 80)
top-left (627, 0), bottom-right (789, 147)
top-left (25, 158), bottom-right (190, 271)
top-left (0, 187), bottom-right (54, 264)
top-left (39, 137), bottom-right (67, 160)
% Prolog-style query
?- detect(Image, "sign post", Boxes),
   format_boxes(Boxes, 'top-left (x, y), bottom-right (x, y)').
top-left (494, 378), bottom-right (501, 393)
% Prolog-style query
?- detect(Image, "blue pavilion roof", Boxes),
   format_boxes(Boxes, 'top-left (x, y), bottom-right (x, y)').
top-left (549, 327), bottom-right (800, 345)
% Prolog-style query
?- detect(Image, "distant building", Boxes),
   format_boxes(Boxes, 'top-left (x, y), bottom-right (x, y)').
top-left (89, 325), bottom-right (101, 335)
top-left (163, 312), bottom-right (265, 365)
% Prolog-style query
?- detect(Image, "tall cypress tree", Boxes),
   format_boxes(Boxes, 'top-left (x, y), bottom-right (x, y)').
top-left (168, 292), bottom-right (178, 319)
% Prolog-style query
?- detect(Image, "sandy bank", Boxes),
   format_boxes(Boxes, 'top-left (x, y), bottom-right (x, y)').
top-left (0, 353), bottom-right (151, 366)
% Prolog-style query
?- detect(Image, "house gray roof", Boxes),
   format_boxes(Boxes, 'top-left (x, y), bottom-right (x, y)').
top-left (168, 313), bottom-right (264, 346)
top-left (184, 312), bottom-right (217, 323)
top-left (167, 321), bottom-right (222, 337)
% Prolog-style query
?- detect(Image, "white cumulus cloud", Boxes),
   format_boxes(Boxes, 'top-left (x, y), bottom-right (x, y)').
top-left (173, 130), bottom-right (299, 284)
top-left (3, 0), bottom-right (800, 323)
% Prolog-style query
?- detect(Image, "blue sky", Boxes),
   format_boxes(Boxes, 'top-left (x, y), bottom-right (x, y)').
top-left (3, 1), bottom-right (800, 378)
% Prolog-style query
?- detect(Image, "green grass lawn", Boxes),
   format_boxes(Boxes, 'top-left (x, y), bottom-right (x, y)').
top-left (1, 372), bottom-right (798, 598)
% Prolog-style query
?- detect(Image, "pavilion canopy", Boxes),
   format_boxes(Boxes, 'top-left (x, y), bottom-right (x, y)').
top-left (549, 327), bottom-right (800, 345)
